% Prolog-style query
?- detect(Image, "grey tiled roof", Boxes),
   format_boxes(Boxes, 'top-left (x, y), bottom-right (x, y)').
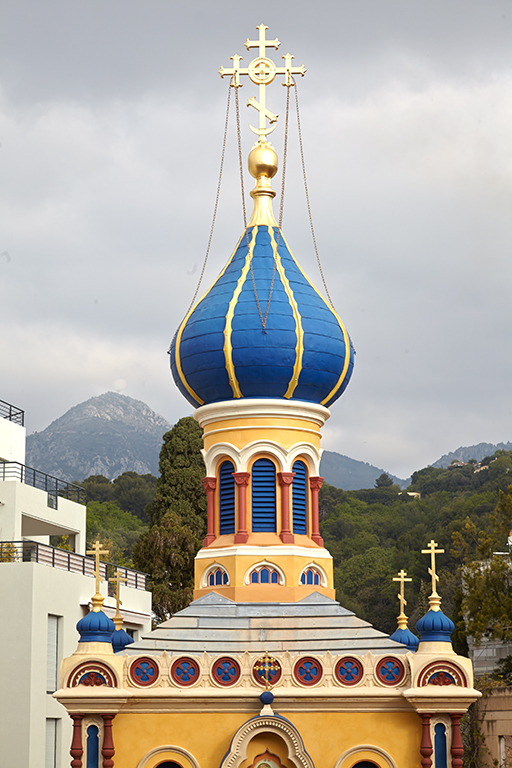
top-left (126, 592), bottom-right (407, 656)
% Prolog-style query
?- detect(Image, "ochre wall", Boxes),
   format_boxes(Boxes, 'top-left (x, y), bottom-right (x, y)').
top-left (112, 710), bottom-right (423, 768)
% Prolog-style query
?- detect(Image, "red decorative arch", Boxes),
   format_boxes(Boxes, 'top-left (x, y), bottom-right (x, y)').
top-left (418, 661), bottom-right (467, 687)
top-left (68, 662), bottom-right (117, 688)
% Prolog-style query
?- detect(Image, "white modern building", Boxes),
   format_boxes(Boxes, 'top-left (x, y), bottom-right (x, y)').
top-left (0, 398), bottom-right (152, 767)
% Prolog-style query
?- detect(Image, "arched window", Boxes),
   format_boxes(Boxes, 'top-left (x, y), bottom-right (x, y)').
top-left (219, 460), bottom-right (235, 535)
top-left (434, 722), bottom-right (448, 768)
top-left (300, 566), bottom-right (323, 587)
top-left (251, 458), bottom-right (276, 532)
top-left (351, 763), bottom-right (379, 768)
top-left (249, 565), bottom-right (281, 584)
top-left (156, 763), bottom-right (183, 768)
top-left (86, 725), bottom-right (99, 768)
top-left (292, 460), bottom-right (307, 534)
top-left (207, 567), bottom-right (229, 587)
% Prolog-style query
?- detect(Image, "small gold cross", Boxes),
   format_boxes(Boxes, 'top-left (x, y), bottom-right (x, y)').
top-left (86, 538), bottom-right (110, 608)
top-left (393, 569), bottom-right (412, 628)
top-left (421, 539), bottom-right (445, 598)
top-left (254, 651), bottom-right (280, 690)
top-left (109, 568), bottom-right (128, 615)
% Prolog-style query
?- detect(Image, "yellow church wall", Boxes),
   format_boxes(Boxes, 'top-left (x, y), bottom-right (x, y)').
top-left (202, 415), bottom-right (321, 453)
top-left (194, 549), bottom-right (334, 601)
top-left (111, 709), bottom-right (423, 768)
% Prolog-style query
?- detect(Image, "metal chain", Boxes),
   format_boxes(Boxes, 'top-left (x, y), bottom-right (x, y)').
top-left (294, 84), bottom-right (336, 309)
top-left (168, 85), bottom-right (232, 353)
top-left (235, 83), bottom-right (292, 331)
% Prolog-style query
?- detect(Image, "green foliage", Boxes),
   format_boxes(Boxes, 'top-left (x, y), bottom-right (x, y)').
top-left (133, 417), bottom-right (206, 622)
top-left (319, 450), bottom-right (512, 643)
top-left (132, 511), bottom-right (198, 622)
top-left (80, 472), bottom-right (157, 523)
top-left (86, 500), bottom-right (146, 565)
top-left (375, 472), bottom-right (393, 488)
top-left (146, 417), bottom-right (206, 532)
top-left (490, 655), bottom-right (512, 686)
top-left (452, 484), bottom-right (512, 644)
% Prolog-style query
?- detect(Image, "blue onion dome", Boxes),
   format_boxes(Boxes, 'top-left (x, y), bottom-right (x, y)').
top-left (77, 609), bottom-right (115, 644)
top-left (171, 225), bottom-right (354, 408)
top-left (416, 609), bottom-right (455, 643)
top-left (389, 626), bottom-right (420, 652)
top-left (112, 627), bottom-right (135, 653)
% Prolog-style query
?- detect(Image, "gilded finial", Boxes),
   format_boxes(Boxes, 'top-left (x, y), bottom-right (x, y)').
top-left (421, 539), bottom-right (445, 611)
top-left (393, 569), bottom-right (413, 630)
top-left (108, 568), bottom-right (128, 631)
top-left (86, 538), bottom-right (110, 611)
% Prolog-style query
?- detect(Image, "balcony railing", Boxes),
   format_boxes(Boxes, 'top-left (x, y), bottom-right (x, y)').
top-left (0, 462), bottom-right (86, 504)
top-left (0, 399), bottom-right (24, 426)
top-left (0, 540), bottom-right (148, 591)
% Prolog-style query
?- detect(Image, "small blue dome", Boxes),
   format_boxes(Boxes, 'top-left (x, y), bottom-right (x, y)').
top-left (416, 609), bottom-right (455, 643)
top-left (260, 690), bottom-right (274, 706)
top-left (389, 626), bottom-right (420, 652)
top-left (171, 225), bottom-right (354, 409)
top-left (77, 610), bottom-right (115, 643)
top-left (112, 628), bottom-right (135, 653)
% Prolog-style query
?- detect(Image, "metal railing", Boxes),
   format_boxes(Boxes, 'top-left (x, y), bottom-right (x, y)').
top-left (0, 462), bottom-right (86, 504)
top-left (0, 540), bottom-right (148, 591)
top-left (0, 399), bottom-right (24, 426)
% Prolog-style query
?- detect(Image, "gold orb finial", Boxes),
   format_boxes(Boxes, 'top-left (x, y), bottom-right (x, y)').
top-left (248, 142), bottom-right (278, 179)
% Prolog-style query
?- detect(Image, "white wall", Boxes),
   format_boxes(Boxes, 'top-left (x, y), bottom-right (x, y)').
top-left (0, 561), bottom-right (151, 768)
top-left (0, 481), bottom-right (86, 551)
top-left (0, 417), bottom-right (26, 464)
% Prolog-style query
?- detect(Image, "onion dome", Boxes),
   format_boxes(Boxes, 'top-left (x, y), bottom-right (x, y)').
top-left (77, 609), bottom-right (115, 644)
top-left (112, 627), bottom-right (135, 653)
top-left (389, 626), bottom-right (419, 652)
top-left (416, 608), bottom-right (455, 643)
top-left (170, 142), bottom-right (354, 410)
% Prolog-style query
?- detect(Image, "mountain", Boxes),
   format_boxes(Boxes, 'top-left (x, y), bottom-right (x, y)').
top-left (319, 450), bottom-right (408, 491)
top-left (26, 392), bottom-right (171, 482)
top-left (431, 441), bottom-right (512, 469)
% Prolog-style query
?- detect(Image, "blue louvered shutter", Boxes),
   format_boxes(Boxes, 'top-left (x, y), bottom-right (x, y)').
top-left (251, 458), bottom-right (276, 532)
top-left (292, 460), bottom-right (307, 534)
top-left (219, 461), bottom-right (235, 534)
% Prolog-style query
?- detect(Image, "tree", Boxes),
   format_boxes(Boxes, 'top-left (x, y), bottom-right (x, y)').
top-left (375, 473), bottom-right (393, 488)
top-left (133, 416), bottom-right (207, 622)
top-left (86, 500), bottom-right (146, 565)
top-left (81, 474), bottom-right (113, 503)
top-left (133, 511), bottom-right (198, 621)
top-left (452, 484), bottom-right (512, 643)
top-left (111, 471), bottom-right (156, 523)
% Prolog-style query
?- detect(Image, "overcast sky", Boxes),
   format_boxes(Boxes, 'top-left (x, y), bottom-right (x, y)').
top-left (1, 1), bottom-right (511, 478)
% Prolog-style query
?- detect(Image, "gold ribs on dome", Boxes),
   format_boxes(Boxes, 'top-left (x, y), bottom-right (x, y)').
top-left (219, 23), bottom-right (306, 140)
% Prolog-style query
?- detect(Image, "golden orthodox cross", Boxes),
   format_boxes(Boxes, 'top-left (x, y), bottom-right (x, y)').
top-left (86, 538), bottom-right (109, 598)
top-left (393, 569), bottom-right (412, 618)
top-left (219, 24), bottom-right (306, 141)
top-left (255, 651), bottom-right (280, 690)
top-left (109, 568), bottom-right (128, 616)
top-left (422, 539), bottom-right (444, 597)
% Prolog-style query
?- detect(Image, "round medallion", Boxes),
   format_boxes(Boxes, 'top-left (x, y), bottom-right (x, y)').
top-left (252, 656), bottom-right (282, 687)
top-left (170, 657), bottom-right (200, 687)
top-left (248, 57), bottom-right (277, 85)
top-left (211, 657), bottom-right (241, 687)
top-left (293, 656), bottom-right (323, 686)
top-left (129, 657), bottom-right (159, 687)
top-left (376, 656), bottom-right (405, 686)
top-left (335, 657), bottom-right (364, 686)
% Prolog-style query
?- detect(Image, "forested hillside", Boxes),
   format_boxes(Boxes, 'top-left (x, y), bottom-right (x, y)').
top-left (319, 450), bottom-right (512, 649)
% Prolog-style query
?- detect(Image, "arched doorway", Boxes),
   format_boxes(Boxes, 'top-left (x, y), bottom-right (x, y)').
top-left (351, 763), bottom-right (378, 768)
top-left (156, 763), bottom-right (182, 768)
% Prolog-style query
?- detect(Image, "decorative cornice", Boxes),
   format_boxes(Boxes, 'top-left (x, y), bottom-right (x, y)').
top-left (195, 399), bottom-right (330, 428)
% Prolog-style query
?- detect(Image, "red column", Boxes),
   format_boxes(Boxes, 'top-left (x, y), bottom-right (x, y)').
top-left (419, 713), bottom-right (433, 768)
top-left (278, 472), bottom-right (295, 543)
top-left (233, 472), bottom-right (250, 544)
top-left (202, 477), bottom-right (216, 546)
top-left (309, 476), bottom-right (324, 546)
top-left (69, 713), bottom-right (84, 768)
top-left (450, 713), bottom-right (464, 768)
top-left (101, 714), bottom-right (116, 768)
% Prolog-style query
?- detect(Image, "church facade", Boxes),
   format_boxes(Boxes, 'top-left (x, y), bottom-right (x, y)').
top-left (55, 25), bottom-right (479, 768)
